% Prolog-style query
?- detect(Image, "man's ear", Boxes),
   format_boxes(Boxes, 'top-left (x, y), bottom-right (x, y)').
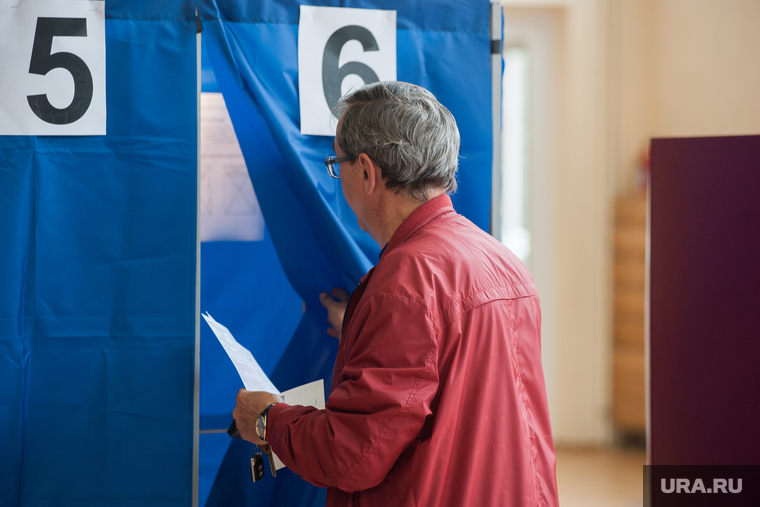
top-left (357, 153), bottom-right (382, 196)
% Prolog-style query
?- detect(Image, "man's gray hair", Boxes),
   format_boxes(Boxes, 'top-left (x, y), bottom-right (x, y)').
top-left (335, 81), bottom-right (459, 200)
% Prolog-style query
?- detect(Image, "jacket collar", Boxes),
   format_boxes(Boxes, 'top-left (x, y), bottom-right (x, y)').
top-left (380, 194), bottom-right (455, 259)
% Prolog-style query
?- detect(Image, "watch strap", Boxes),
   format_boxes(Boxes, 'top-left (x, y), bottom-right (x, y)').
top-left (260, 402), bottom-right (278, 441)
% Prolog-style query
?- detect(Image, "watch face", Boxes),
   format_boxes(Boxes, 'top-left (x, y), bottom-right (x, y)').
top-left (256, 416), bottom-right (265, 439)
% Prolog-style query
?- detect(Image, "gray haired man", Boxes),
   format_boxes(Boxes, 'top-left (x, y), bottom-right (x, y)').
top-left (233, 81), bottom-right (558, 506)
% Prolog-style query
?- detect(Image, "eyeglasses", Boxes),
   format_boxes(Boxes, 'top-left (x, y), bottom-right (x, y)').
top-left (325, 155), bottom-right (356, 179)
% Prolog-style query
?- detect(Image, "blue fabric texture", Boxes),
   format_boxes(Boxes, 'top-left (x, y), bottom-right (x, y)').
top-left (0, 2), bottom-right (197, 505)
top-left (197, 1), bottom-right (491, 506)
top-left (197, 37), bottom-right (306, 506)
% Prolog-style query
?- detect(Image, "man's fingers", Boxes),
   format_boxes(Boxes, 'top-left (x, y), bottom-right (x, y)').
top-left (319, 288), bottom-right (348, 339)
top-left (320, 288), bottom-right (349, 308)
top-left (319, 292), bottom-right (335, 310)
top-left (331, 287), bottom-right (349, 302)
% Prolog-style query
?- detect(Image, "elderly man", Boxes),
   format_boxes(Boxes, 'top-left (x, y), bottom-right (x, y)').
top-left (232, 81), bottom-right (558, 506)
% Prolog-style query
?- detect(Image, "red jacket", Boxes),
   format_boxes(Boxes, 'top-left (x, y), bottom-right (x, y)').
top-left (268, 195), bottom-right (558, 506)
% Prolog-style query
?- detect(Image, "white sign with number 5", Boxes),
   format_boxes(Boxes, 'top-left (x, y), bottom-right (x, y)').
top-left (298, 6), bottom-right (396, 137)
top-left (0, 0), bottom-right (105, 136)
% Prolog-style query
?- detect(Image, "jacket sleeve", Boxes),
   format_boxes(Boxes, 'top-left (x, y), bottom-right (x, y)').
top-left (267, 292), bottom-right (439, 492)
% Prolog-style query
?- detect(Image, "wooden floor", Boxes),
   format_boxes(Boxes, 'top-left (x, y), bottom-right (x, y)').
top-left (555, 446), bottom-right (647, 507)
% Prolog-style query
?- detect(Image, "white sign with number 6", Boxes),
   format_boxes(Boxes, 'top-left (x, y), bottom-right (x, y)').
top-left (298, 6), bottom-right (396, 137)
top-left (0, 0), bottom-right (105, 136)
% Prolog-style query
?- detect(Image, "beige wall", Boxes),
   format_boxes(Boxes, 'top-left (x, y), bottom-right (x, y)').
top-left (615, 0), bottom-right (760, 191)
top-left (503, 0), bottom-right (615, 445)
top-left (503, 0), bottom-right (760, 445)
top-left (552, 0), bottom-right (615, 445)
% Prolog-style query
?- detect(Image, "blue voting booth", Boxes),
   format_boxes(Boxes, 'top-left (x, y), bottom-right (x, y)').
top-left (0, 2), bottom-right (197, 505)
top-left (1, 0), bottom-right (491, 505)
top-left (198, 2), bottom-right (491, 504)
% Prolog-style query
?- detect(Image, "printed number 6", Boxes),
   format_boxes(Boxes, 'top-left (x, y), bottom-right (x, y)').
top-left (322, 25), bottom-right (380, 118)
top-left (27, 17), bottom-right (94, 125)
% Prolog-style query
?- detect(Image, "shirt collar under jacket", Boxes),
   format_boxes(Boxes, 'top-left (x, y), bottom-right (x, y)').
top-left (380, 194), bottom-right (456, 260)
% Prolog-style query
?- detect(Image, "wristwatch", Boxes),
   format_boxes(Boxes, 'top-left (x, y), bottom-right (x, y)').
top-left (255, 403), bottom-right (278, 442)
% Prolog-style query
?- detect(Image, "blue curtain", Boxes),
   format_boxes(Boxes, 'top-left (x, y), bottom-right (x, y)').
top-left (197, 37), bottom-right (307, 506)
top-left (197, 1), bottom-right (491, 506)
top-left (0, 2), bottom-right (197, 505)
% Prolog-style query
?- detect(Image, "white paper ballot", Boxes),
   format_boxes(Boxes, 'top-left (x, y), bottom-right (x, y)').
top-left (202, 312), bottom-right (326, 471)
top-left (202, 312), bottom-right (280, 394)
top-left (271, 379), bottom-right (326, 470)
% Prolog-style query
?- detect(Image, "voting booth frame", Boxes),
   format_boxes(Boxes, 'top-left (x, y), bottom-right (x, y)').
top-left (1, 1), bottom-right (500, 506)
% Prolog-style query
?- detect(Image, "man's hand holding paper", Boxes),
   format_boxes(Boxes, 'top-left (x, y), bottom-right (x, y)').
top-left (232, 388), bottom-right (281, 445)
top-left (202, 312), bottom-right (325, 471)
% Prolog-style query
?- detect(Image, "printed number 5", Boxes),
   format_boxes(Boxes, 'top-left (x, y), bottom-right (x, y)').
top-left (27, 17), bottom-right (93, 125)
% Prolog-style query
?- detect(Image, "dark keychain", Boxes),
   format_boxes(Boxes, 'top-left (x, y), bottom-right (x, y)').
top-left (262, 445), bottom-right (277, 477)
top-left (250, 449), bottom-right (265, 483)
top-left (230, 419), bottom-right (274, 481)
